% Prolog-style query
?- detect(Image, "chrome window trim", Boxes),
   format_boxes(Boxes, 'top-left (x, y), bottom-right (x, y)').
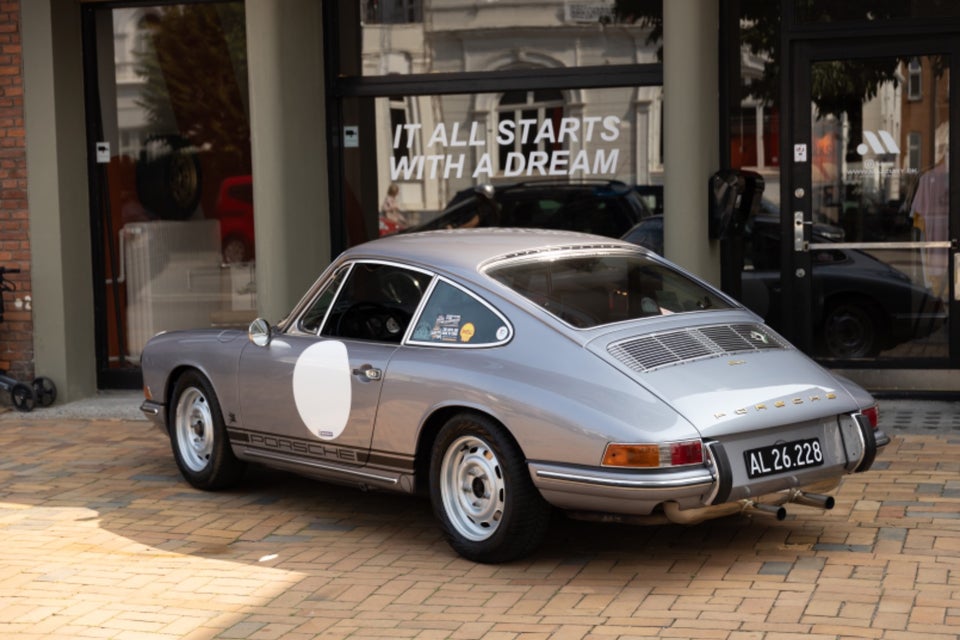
top-left (287, 259), bottom-right (436, 338)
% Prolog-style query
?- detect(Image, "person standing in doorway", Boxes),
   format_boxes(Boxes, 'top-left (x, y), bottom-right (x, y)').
top-left (379, 183), bottom-right (407, 235)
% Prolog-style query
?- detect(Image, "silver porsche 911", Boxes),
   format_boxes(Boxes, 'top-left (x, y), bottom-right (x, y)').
top-left (140, 228), bottom-right (888, 563)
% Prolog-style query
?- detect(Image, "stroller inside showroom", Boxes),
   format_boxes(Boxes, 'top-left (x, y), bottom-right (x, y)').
top-left (0, 266), bottom-right (56, 412)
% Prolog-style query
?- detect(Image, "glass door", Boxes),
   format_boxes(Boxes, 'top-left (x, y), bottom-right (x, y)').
top-left (788, 41), bottom-right (957, 372)
top-left (82, 3), bottom-right (255, 388)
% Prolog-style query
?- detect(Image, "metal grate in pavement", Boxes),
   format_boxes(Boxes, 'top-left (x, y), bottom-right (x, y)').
top-left (878, 400), bottom-right (960, 434)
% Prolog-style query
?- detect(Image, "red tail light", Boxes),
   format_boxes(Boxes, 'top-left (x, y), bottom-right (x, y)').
top-left (861, 405), bottom-right (879, 429)
top-left (670, 441), bottom-right (704, 466)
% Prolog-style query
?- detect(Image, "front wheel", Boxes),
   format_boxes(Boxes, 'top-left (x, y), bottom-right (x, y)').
top-left (10, 382), bottom-right (34, 412)
top-left (170, 371), bottom-right (245, 490)
top-left (430, 413), bottom-right (551, 563)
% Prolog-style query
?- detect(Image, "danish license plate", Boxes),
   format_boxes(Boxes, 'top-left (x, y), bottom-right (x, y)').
top-left (744, 438), bottom-right (823, 479)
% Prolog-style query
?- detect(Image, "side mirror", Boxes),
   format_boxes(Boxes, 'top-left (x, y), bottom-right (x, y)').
top-left (248, 317), bottom-right (272, 347)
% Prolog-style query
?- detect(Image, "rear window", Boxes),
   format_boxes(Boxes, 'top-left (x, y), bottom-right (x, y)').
top-left (487, 252), bottom-right (734, 328)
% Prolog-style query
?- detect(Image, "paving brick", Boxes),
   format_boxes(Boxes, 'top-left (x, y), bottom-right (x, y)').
top-left (0, 415), bottom-right (960, 638)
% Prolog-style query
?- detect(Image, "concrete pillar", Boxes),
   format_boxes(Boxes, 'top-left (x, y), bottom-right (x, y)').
top-left (245, 0), bottom-right (330, 323)
top-left (662, 0), bottom-right (721, 284)
top-left (22, 0), bottom-right (97, 401)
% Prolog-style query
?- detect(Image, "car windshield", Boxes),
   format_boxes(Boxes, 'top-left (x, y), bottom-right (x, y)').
top-left (487, 251), bottom-right (734, 328)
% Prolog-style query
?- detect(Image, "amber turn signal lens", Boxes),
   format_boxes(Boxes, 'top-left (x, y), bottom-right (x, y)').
top-left (602, 444), bottom-right (660, 467)
top-left (602, 440), bottom-right (704, 468)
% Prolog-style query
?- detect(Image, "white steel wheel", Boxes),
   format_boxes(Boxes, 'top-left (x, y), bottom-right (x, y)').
top-left (439, 434), bottom-right (506, 541)
top-left (430, 413), bottom-right (551, 563)
top-left (169, 370), bottom-right (245, 490)
top-left (174, 386), bottom-right (214, 473)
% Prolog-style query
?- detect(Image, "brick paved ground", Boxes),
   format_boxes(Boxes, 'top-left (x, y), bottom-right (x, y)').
top-left (0, 405), bottom-right (957, 639)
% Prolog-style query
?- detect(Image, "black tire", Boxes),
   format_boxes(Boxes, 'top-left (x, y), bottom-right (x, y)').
top-left (136, 135), bottom-right (202, 220)
top-left (821, 299), bottom-right (883, 358)
top-left (854, 413), bottom-right (878, 473)
top-left (430, 412), bottom-right (551, 563)
top-left (10, 382), bottom-right (34, 412)
top-left (169, 370), bottom-right (245, 490)
top-left (32, 376), bottom-right (57, 407)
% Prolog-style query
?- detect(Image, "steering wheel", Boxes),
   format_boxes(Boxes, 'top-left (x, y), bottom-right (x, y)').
top-left (336, 302), bottom-right (410, 341)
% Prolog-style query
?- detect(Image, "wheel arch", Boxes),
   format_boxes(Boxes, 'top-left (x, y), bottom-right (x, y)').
top-left (413, 405), bottom-right (524, 495)
top-left (163, 364), bottom-right (214, 432)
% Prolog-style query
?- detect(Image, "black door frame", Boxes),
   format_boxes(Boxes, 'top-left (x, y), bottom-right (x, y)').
top-left (80, 5), bottom-right (141, 389)
top-left (782, 35), bottom-right (959, 369)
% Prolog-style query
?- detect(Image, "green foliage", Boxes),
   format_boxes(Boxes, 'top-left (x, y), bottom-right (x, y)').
top-left (613, 0), bottom-right (947, 123)
top-left (134, 4), bottom-right (250, 164)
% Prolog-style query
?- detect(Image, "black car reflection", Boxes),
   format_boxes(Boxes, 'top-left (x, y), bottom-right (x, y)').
top-left (407, 180), bottom-right (652, 238)
top-left (623, 214), bottom-right (946, 359)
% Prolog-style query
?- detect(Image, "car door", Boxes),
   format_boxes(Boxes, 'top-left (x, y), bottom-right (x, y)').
top-left (236, 261), bottom-right (432, 467)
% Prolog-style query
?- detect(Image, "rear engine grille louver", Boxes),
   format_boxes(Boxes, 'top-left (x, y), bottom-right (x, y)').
top-left (608, 324), bottom-right (789, 373)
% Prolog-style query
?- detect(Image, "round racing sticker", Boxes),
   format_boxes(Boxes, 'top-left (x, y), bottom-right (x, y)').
top-left (292, 341), bottom-right (352, 440)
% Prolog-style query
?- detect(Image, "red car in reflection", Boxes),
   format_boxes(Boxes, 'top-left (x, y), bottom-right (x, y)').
top-left (212, 175), bottom-right (254, 263)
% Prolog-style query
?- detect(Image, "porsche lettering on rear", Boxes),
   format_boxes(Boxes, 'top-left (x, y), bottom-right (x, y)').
top-left (714, 392), bottom-right (839, 420)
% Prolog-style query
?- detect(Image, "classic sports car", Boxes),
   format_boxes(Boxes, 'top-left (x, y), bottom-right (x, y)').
top-left (140, 229), bottom-right (888, 563)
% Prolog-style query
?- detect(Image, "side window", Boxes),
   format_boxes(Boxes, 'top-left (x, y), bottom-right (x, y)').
top-left (299, 266), bottom-right (350, 333)
top-left (321, 262), bottom-right (432, 342)
top-left (410, 280), bottom-right (511, 346)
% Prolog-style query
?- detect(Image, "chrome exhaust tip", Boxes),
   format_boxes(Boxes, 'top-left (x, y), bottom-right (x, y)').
top-left (744, 502), bottom-right (786, 520)
top-left (790, 490), bottom-right (835, 510)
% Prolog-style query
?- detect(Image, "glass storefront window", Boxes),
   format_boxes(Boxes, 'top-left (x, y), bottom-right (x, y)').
top-left (341, 1), bottom-right (662, 77)
top-left (734, 4), bottom-right (781, 203)
top-left (91, 3), bottom-right (254, 374)
top-left (808, 55), bottom-right (950, 360)
top-left (339, 86), bottom-right (664, 245)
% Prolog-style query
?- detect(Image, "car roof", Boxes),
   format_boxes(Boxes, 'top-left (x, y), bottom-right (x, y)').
top-left (342, 228), bottom-right (636, 276)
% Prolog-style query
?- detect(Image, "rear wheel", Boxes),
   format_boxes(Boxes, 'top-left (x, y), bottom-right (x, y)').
top-left (821, 298), bottom-right (883, 358)
top-left (430, 412), bottom-right (551, 563)
top-left (170, 371), bottom-right (245, 490)
top-left (32, 377), bottom-right (57, 407)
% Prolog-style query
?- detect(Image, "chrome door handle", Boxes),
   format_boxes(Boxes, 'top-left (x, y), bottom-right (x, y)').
top-left (352, 366), bottom-right (382, 381)
top-left (793, 211), bottom-right (810, 252)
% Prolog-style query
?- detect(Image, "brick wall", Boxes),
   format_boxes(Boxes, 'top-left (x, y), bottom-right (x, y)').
top-left (0, 0), bottom-right (33, 383)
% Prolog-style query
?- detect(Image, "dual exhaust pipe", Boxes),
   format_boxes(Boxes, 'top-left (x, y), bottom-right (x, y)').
top-left (661, 489), bottom-right (836, 525)
top-left (742, 490), bottom-right (835, 521)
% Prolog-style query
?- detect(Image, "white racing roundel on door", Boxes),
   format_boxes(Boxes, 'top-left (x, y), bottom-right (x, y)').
top-left (292, 341), bottom-right (352, 440)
